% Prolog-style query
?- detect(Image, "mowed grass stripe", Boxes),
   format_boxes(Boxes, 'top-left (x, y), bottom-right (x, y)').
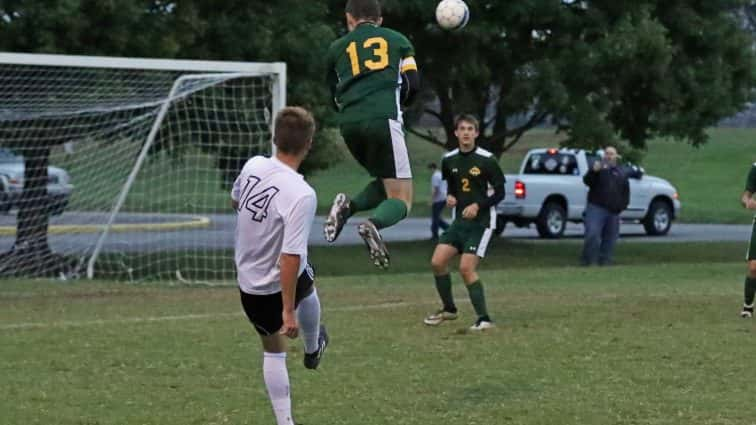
top-left (0, 301), bottom-right (419, 331)
top-left (2, 262), bottom-right (754, 424)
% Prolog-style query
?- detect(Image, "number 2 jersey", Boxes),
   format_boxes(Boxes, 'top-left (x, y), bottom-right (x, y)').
top-left (231, 156), bottom-right (317, 295)
top-left (326, 22), bottom-right (417, 124)
top-left (442, 147), bottom-right (506, 228)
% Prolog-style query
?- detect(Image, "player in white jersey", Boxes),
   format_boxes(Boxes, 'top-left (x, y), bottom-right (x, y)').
top-left (231, 106), bottom-right (328, 425)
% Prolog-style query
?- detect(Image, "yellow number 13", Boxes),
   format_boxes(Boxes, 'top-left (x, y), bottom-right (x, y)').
top-left (346, 37), bottom-right (389, 76)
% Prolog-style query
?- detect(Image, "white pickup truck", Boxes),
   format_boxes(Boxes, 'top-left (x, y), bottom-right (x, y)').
top-left (496, 148), bottom-right (681, 238)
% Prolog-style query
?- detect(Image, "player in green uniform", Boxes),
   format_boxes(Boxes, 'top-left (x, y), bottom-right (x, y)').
top-left (324, 0), bottom-right (420, 269)
top-left (423, 115), bottom-right (505, 331)
top-left (739, 163), bottom-right (756, 318)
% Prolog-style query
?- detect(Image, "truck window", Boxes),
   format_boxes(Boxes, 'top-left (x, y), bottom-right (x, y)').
top-left (524, 152), bottom-right (579, 175)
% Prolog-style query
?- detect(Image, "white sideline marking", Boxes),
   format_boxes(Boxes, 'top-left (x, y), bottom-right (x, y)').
top-left (0, 301), bottom-right (415, 331)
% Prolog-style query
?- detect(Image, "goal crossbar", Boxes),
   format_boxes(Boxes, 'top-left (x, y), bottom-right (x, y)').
top-left (0, 52), bottom-right (286, 75)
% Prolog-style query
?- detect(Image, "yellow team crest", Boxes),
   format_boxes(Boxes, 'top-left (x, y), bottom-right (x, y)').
top-left (469, 166), bottom-right (481, 176)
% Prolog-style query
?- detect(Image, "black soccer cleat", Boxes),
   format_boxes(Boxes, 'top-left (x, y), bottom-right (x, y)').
top-left (324, 193), bottom-right (351, 243)
top-left (741, 305), bottom-right (754, 318)
top-left (304, 324), bottom-right (329, 370)
top-left (357, 220), bottom-right (390, 269)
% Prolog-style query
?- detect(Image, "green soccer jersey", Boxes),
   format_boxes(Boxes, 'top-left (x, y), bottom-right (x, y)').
top-left (326, 22), bottom-right (416, 124)
top-left (746, 163), bottom-right (756, 193)
top-left (442, 147), bottom-right (506, 228)
top-left (746, 163), bottom-right (756, 218)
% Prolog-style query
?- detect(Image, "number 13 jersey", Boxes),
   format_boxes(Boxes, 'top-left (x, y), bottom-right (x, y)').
top-left (231, 156), bottom-right (317, 295)
top-left (327, 22), bottom-right (416, 124)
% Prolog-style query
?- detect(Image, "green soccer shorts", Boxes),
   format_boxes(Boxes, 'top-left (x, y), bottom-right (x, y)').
top-left (438, 219), bottom-right (494, 258)
top-left (340, 118), bottom-right (412, 179)
top-left (748, 218), bottom-right (756, 261)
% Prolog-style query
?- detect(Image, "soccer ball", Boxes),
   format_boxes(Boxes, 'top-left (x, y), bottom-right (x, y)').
top-left (435, 0), bottom-right (470, 31)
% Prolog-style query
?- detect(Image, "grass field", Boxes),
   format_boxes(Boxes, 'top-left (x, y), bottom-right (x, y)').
top-left (640, 129), bottom-right (756, 224)
top-left (92, 239), bottom-right (749, 282)
top-left (3, 241), bottom-right (756, 424)
top-left (51, 127), bottom-right (756, 223)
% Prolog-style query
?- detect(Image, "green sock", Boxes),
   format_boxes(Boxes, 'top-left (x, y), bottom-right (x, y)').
top-left (434, 274), bottom-right (456, 312)
top-left (466, 280), bottom-right (489, 319)
top-left (745, 277), bottom-right (756, 306)
top-left (350, 179), bottom-right (386, 216)
top-left (370, 198), bottom-right (408, 230)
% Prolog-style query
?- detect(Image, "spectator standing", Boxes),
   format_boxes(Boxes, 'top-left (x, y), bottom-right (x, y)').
top-left (581, 146), bottom-right (632, 266)
top-left (429, 162), bottom-right (449, 240)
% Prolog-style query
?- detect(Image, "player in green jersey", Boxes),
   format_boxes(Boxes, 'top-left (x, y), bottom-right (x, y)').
top-left (324, 0), bottom-right (420, 269)
top-left (740, 163), bottom-right (756, 318)
top-left (423, 115), bottom-right (506, 331)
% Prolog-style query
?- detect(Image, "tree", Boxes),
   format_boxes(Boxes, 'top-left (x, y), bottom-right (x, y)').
top-left (742, 1), bottom-right (756, 31)
top-left (158, 0), bottom-right (342, 177)
top-left (0, 0), bottom-right (182, 276)
top-left (0, 0), bottom-right (340, 277)
top-left (376, 0), bottom-right (755, 156)
top-left (0, 121), bottom-right (57, 276)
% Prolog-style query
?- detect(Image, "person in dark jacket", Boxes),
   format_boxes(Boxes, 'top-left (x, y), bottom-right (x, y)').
top-left (581, 146), bottom-right (632, 266)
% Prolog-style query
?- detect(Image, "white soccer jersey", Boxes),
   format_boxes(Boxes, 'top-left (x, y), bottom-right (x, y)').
top-left (231, 156), bottom-right (317, 295)
top-left (431, 170), bottom-right (447, 203)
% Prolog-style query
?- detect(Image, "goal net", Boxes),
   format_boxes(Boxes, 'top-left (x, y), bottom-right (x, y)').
top-left (0, 53), bottom-right (286, 282)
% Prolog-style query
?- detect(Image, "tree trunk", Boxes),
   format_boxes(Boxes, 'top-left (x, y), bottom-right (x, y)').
top-left (435, 83), bottom-right (458, 151)
top-left (478, 135), bottom-right (506, 159)
top-left (0, 145), bottom-right (71, 277)
top-left (16, 146), bottom-right (51, 247)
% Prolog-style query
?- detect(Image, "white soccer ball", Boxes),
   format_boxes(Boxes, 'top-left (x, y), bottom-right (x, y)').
top-left (435, 0), bottom-right (470, 31)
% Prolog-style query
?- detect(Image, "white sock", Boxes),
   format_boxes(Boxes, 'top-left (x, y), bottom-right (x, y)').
top-left (297, 289), bottom-right (321, 354)
top-left (263, 352), bottom-right (294, 425)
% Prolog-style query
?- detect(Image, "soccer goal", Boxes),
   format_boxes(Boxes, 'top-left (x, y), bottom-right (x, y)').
top-left (0, 53), bottom-right (286, 282)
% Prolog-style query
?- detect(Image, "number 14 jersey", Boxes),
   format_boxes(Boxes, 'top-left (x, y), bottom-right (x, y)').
top-left (327, 22), bottom-right (416, 124)
top-left (231, 156), bottom-right (317, 295)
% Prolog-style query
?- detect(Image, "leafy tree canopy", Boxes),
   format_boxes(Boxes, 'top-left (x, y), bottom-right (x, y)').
top-left (0, 0), bottom-right (341, 175)
top-left (1, 0), bottom-right (754, 161)
top-left (378, 0), bottom-right (756, 157)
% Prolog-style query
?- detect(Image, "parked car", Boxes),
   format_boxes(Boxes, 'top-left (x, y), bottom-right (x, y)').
top-left (496, 148), bottom-right (681, 238)
top-left (0, 148), bottom-right (74, 215)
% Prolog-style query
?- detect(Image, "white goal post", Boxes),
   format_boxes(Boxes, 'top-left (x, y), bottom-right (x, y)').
top-left (0, 52), bottom-right (286, 282)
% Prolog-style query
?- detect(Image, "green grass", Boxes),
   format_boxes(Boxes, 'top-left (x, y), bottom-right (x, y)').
top-left (53, 147), bottom-right (232, 215)
top-left (641, 128), bottom-right (756, 224)
top-left (2, 255), bottom-right (754, 424)
top-left (50, 127), bottom-right (756, 221)
top-left (91, 240), bottom-right (748, 281)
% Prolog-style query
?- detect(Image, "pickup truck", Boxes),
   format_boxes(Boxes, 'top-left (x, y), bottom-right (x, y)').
top-left (495, 148), bottom-right (681, 238)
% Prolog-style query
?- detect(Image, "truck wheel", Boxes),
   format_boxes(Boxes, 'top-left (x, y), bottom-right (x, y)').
top-left (643, 200), bottom-right (672, 236)
top-left (494, 215), bottom-right (507, 236)
top-left (536, 202), bottom-right (566, 239)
